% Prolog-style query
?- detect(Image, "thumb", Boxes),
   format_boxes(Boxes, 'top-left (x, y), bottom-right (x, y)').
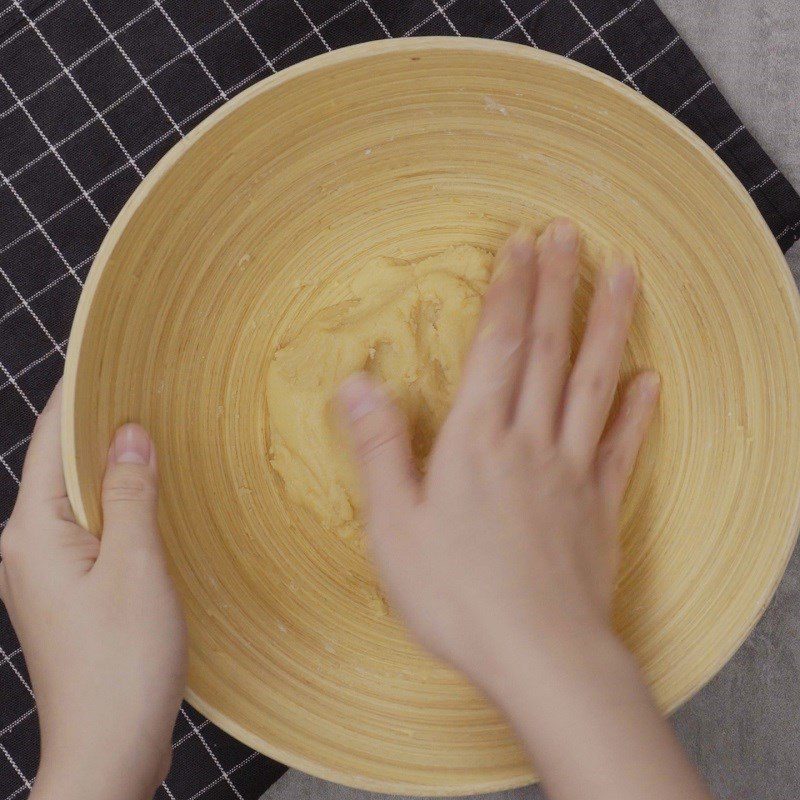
top-left (100, 423), bottom-right (161, 556)
top-left (338, 373), bottom-right (419, 525)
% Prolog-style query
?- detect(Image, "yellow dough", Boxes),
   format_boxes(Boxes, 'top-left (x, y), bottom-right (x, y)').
top-left (267, 245), bottom-right (493, 538)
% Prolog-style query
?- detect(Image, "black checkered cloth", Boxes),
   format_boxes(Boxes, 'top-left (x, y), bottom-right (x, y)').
top-left (0, 1), bottom-right (798, 799)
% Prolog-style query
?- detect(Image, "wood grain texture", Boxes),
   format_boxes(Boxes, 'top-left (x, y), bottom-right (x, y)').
top-left (61, 38), bottom-right (800, 795)
top-left (648, 4), bottom-right (800, 800)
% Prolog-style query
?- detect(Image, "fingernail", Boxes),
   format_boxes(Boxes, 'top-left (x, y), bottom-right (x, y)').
top-left (339, 373), bottom-right (383, 421)
top-left (605, 247), bottom-right (637, 294)
top-left (541, 217), bottom-right (579, 251)
top-left (112, 423), bottom-right (151, 465)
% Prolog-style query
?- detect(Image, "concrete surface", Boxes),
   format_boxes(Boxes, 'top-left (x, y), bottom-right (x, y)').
top-left (264, 2), bottom-right (800, 798)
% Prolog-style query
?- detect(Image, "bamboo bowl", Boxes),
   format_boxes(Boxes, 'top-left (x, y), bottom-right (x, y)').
top-left (63, 39), bottom-right (800, 794)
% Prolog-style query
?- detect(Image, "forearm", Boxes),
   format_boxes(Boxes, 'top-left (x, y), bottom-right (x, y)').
top-left (481, 622), bottom-right (713, 800)
top-left (31, 765), bottom-right (156, 800)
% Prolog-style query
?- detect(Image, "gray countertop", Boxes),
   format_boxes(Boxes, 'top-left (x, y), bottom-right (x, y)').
top-left (265, 2), bottom-right (800, 797)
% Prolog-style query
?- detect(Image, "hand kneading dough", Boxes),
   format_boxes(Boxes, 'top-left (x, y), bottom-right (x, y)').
top-left (267, 245), bottom-right (493, 538)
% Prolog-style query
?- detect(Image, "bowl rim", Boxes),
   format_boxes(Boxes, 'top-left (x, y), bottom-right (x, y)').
top-left (62, 36), bottom-right (800, 795)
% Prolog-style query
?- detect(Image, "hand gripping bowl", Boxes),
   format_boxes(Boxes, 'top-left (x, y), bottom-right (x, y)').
top-left (63, 39), bottom-right (800, 794)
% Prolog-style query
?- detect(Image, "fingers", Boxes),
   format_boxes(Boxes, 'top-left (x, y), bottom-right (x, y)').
top-left (16, 380), bottom-right (68, 511)
top-left (516, 218), bottom-right (580, 441)
top-left (338, 373), bottom-right (419, 527)
top-left (598, 371), bottom-right (660, 507)
top-left (455, 226), bottom-right (536, 426)
top-left (560, 251), bottom-right (638, 465)
top-left (99, 423), bottom-right (162, 558)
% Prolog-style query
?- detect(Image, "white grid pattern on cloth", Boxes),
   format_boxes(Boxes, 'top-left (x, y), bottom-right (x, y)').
top-left (0, 747), bottom-right (29, 793)
top-left (183, 754), bottom-right (259, 800)
top-left (0, 440), bottom-right (30, 468)
top-left (0, 2), bottom-right (796, 799)
top-left (172, 719), bottom-right (210, 749)
top-left (624, 34), bottom-right (678, 82)
top-left (0, 457), bottom-right (17, 482)
top-left (430, 0), bottom-right (461, 36)
top-left (0, 259), bottom-right (67, 359)
top-left (78, 0), bottom-right (183, 136)
top-left (158, 716), bottom-right (211, 800)
top-left (567, 0), bottom-right (639, 89)
top-left (564, 0), bottom-right (643, 57)
top-left (0, 362), bottom-right (34, 418)
top-left (292, 0), bottom-right (332, 50)
top-left (714, 123), bottom-right (745, 152)
top-left (749, 168), bottom-right (780, 193)
top-left (362, 0), bottom-right (391, 38)
top-left (0, 644), bottom-right (33, 699)
top-left (0, 166), bottom-right (78, 281)
top-left (672, 78), bottom-right (713, 114)
top-left (153, 1), bottom-right (229, 101)
top-left (0, 338), bottom-right (69, 393)
top-left (221, 0), bottom-right (277, 72)
top-left (179, 707), bottom-right (245, 800)
top-left (0, 709), bottom-right (35, 742)
top-left (401, 0), bottom-right (455, 37)
top-left (0, 647), bottom-right (21, 668)
top-left (0, 461), bottom-right (16, 487)
top-left (0, 255), bottom-right (93, 325)
top-left (0, 455), bottom-right (18, 486)
top-left (0, 3), bottom-right (160, 123)
top-left (0, 0), bottom-right (291, 230)
top-left (777, 220), bottom-right (800, 240)
top-left (499, 0), bottom-right (538, 47)
top-left (493, 0), bottom-right (553, 41)
top-left (0, 28), bottom-right (104, 360)
top-left (0, 0), bottom-right (276, 192)
top-left (11, 0), bottom-right (144, 184)
top-left (0, 0), bottom-right (68, 50)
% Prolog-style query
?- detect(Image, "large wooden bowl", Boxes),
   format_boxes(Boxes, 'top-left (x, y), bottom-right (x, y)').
top-left (63, 38), bottom-right (800, 794)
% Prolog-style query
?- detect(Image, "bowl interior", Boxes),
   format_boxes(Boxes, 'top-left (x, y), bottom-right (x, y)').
top-left (64, 39), bottom-right (800, 794)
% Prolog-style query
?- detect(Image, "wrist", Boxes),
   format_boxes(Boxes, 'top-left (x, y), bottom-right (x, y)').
top-left (471, 610), bottom-right (631, 712)
top-left (33, 742), bottom-right (163, 800)
top-left (472, 616), bottom-right (713, 800)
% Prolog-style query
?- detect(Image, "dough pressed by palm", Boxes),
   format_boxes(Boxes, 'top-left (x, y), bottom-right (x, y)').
top-left (267, 245), bottom-right (493, 537)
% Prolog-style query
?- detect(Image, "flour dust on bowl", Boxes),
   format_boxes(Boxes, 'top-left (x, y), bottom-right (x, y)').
top-left (62, 39), bottom-right (800, 794)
